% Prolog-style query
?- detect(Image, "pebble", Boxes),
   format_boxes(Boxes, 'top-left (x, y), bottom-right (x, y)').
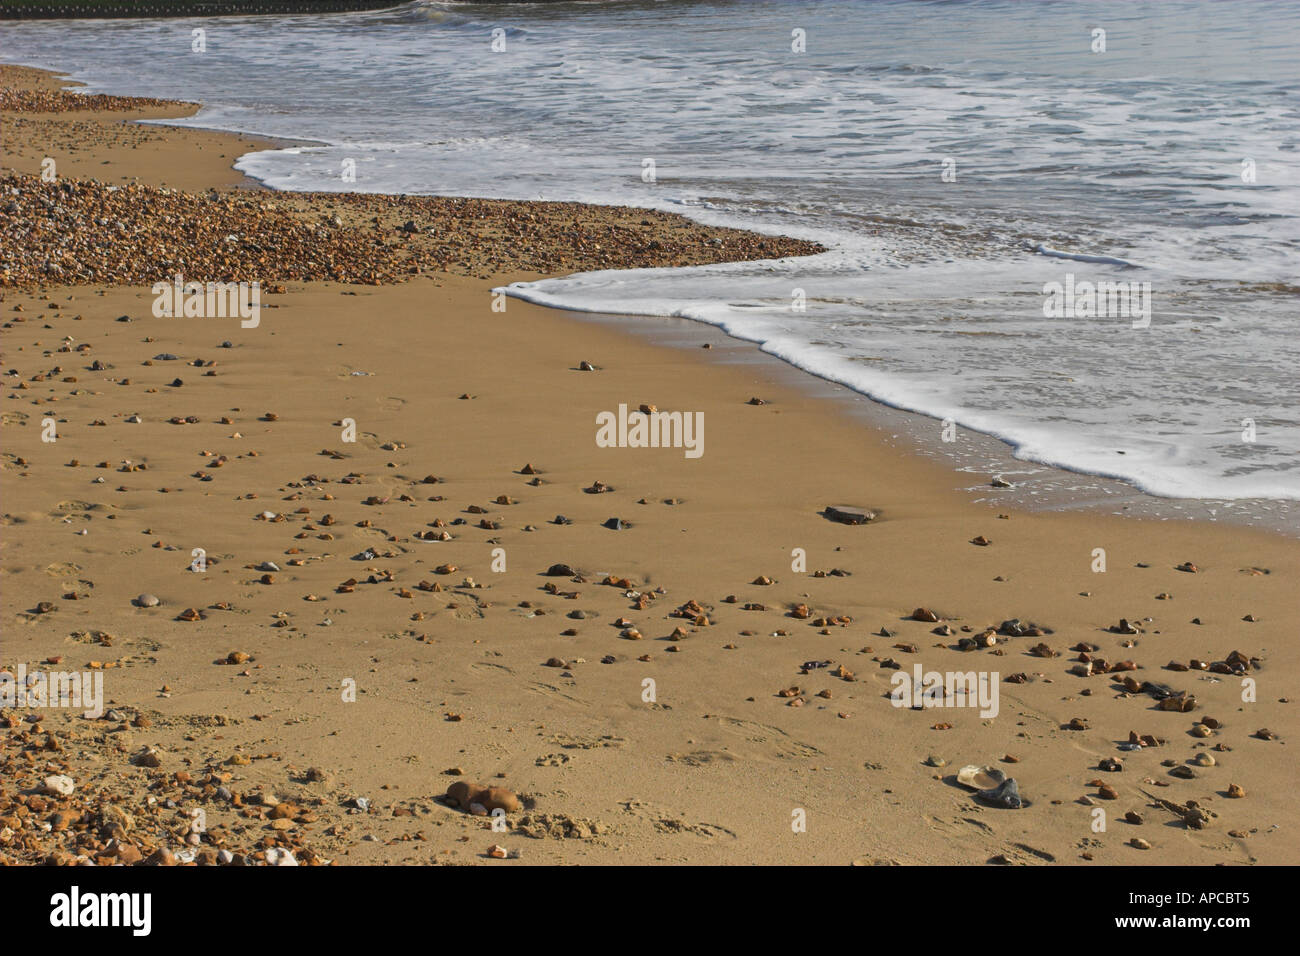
top-left (823, 504), bottom-right (876, 525)
top-left (42, 774), bottom-right (75, 797)
top-left (445, 781), bottom-right (521, 814)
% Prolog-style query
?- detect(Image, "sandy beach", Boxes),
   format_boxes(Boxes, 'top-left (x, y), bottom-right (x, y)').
top-left (2, 65), bottom-right (1296, 867)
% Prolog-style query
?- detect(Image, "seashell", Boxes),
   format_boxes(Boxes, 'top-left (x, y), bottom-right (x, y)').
top-left (956, 765), bottom-right (1006, 791)
top-left (134, 593), bottom-right (160, 608)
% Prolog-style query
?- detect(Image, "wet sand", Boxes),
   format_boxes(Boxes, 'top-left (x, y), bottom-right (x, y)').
top-left (2, 65), bottom-right (1296, 866)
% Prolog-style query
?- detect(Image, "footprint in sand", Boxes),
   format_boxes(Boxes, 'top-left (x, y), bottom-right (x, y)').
top-left (705, 715), bottom-right (823, 759)
top-left (666, 750), bottom-right (737, 767)
top-left (469, 660), bottom-right (516, 676)
top-left (526, 680), bottom-right (584, 704)
top-left (54, 500), bottom-right (103, 514)
top-left (547, 733), bottom-right (625, 750)
top-left (620, 800), bottom-right (737, 840)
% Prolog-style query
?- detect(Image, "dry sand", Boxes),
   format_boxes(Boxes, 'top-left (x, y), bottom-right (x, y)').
top-left (2, 66), bottom-right (1296, 866)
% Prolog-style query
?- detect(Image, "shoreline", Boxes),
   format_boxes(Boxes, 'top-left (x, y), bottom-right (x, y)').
top-left (7, 62), bottom-right (1294, 534)
top-left (3, 64), bottom-right (1297, 867)
top-left (543, 305), bottom-right (1300, 539)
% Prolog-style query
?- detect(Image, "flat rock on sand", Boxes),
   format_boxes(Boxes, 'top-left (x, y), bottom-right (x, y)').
top-left (823, 505), bottom-right (877, 525)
